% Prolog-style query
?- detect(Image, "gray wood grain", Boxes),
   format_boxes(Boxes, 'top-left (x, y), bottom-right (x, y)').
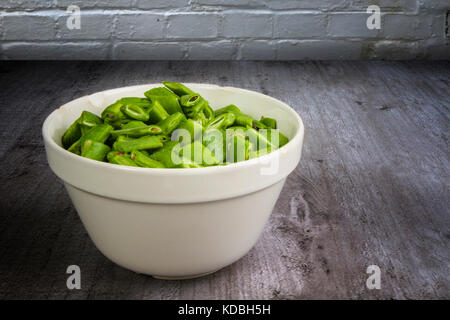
top-left (0, 61), bottom-right (448, 300)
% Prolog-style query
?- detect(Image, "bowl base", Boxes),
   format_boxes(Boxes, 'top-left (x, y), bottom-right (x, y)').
top-left (152, 269), bottom-right (219, 280)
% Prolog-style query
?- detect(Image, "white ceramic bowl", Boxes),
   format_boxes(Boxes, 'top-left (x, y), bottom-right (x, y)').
top-left (43, 83), bottom-right (304, 279)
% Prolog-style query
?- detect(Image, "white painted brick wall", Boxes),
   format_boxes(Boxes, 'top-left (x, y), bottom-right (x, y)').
top-left (167, 13), bottom-right (219, 39)
top-left (2, 41), bottom-right (110, 59)
top-left (222, 12), bottom-right (273, 38)
top-left (274, 13), bottom-right (326, 38)
top-left (187, 40), bottom-right (236, 59)
top-left (0, 0), bottom-right (448, 60)
top-left (115, 13), bottom-right (165, 40)
top-left (113, 42), bottom-right (186, 60)
top-left (2, 13), bottom-right (56, 40)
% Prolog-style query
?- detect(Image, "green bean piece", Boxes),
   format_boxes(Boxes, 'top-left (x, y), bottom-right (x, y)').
top-left (260, 116), bottom-right (277, 129)
top-left (180, 94), bottom-right (208, 118)
top-left (174, 118), bottom-right (203, 143)
top-left (80, 124), bottom-right (113, 146)
top-left (162, 81), bottom-right (195, 97)
top-left (81, 139), bottom-right (111, 161)
top-left (206, 112), bottom-right (236, 131)
top-left (214, 104), bottom-right (241, 116)
top-left (101, 101), bottom-right (124, 123)
top-left (62, 117), bottom-right (82, 149)
top-left (203, 128), bottom-right (226, 162)
top-left (107, 152), bottom-right (140, 167)
top-left (214, 104), bottom-right (250, 128)
top-left (79, 111), bottom-right (103, 135)
top-left (157, 112), bottom-right (186, 135)
top-left (246, 127), bottom-right (275, 151)
top-left (121, 103), bottom-right (150, 121)
top-left (113, 135), bottom-right (163, 153)
top-left (148, 100), bottom-right (169, 124)
top-left (252, 119), bottom-right (267, 130)
top-left (181, 141), bottom-right (220, 166)
top-left (121, 120), bottom-right (147, 129)
top-left (192, 110), bottom-right (207, 126)
top-left (149, 141), bottom-right (182, 168)
top-left (144, 87), bottom-right (182, 115)
top-left (151, 96), bottom-right (182, 115)
top-left (267, 129), bottom-right (289, 148)
top-left (111, 125), bottom-right (163, 138)
top-left (119, 97), bottom-right (152, 110)
top-left (115, 135), bottom-right (134, 144)
top-left (203, 104), bottom-right (215, 123)
top-left (107, 150), bottom-right (126, 162)
top-left (227, 125), bottom-right (248, 132)
top-left (130, 150), bottom-right (166, 168)
top-left (145, 87), bottom-right (179, 99)
top-left (226, 134), bottom-right (252, 163)
top-left (234, 112), bottom-right (253, 128)
top-left (67, 138), bottom-right (82, 155)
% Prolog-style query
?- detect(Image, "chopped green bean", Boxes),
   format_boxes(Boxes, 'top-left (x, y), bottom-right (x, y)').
top-left (61, 81), bottom-right (290, 167)
top-left (121, 103), bottom-right (149, 121)
top-left (131, 150), bottom-right (165, 168)
top-left (162, 81), bottom-right (195, 97)
top-left (111, 125), bottom-right (163, 138)
top-left (260, 116), bottom-right (277, 129)
top-left (81, 139), bottom-right (111, 161)
top-left (113, 135), bottom-right (164, 153)
top-left (148, 100), bottom-right (169, 124)
top-left (157, 112), bottom-right (186, 135)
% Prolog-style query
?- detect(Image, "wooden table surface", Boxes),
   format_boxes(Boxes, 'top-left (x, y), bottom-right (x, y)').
top-left (0, 61), bottom-right (448, 300)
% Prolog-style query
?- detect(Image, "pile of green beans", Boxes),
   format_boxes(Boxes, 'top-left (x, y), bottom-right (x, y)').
top-left (61, 82), bottom-right (289, 168)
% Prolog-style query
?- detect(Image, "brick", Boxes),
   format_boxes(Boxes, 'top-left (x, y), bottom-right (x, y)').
top-left (277, 40), bottom-right (362, 60)
top-left (113, 42), bottom-right (186, 60)
top-left (56, 0), bottom-right (133, 8)
top-left (0, 0), bottom-right (55, 10)
top-left (350, 0), bottom-right (417, 12)
top-left (274, 13), bottom-right (326, 38)
top-left (263, 0), bottom-right (347, 11)
top-left (114, 13), bottom-right (164, 40)
top-left (425, 44), bottom-right (450, 60)
top-left (57, 12), bottom-right (112, 40)
top-left (239, 40), bottom-right (276, 60)
top-left (328, 13), bottom-right (379, 38)
top-left (382, 14), bottom-right (435, 39)
top-left (167, 13), bottom-right (218, 39)
top-left (222, 12), bottom-right (272, 38)
top-left (419, 38), bottom-right (450, 59)
top-left (135, 0), bottom-right (190, 9)
top-left (0, 15), bottom-right (3, 39)
top-left (193, 0), bottom-right (262, 6)
top-left (2, 14), bottom-right (56, 40)
top-left (187, 41), bottom-right (236, 60)
top-left (2, 42), bottom-right (110, 59)
top-left (361, 40), bottom-right (421, 59)
top-left (420, 0), bottom-right (450, 10)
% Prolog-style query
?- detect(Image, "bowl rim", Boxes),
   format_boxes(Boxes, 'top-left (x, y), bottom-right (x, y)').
top-left (42, 83), bottom-right (304, 176)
